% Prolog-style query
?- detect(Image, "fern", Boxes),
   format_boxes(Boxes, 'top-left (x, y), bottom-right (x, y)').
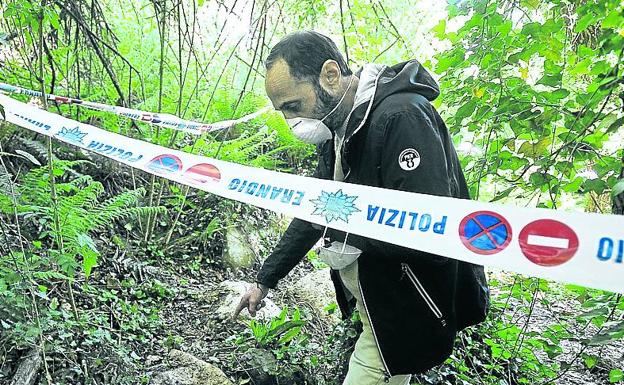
top-left (7, 161), bottom-right (166, 278)
top-left (204, 130), bottom-right (284, 167)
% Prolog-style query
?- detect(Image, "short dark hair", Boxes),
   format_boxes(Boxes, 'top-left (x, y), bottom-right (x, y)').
top-left (265, 31), bottom-right (352, 83)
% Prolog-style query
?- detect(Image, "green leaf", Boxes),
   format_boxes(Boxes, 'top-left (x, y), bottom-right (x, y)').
top-left (563, 177), bottom-right (583, 193)
top-left (613, 179), bottom-right (624, 197)
top-left (537, 73), bottom-right (562, 87)
top-left (583, 354), bottom-right (597, 369)
top-left (497, 20), bottom-right (512, 36)
top-left (436, 49), bottom-right (465, 73)
top-left (521, 22), bottom-right (543, 38)
top-left (490, 187), bottom-right (514, 202)
top-left (432, 19), bottom-right (446, 39)
top-left (518, 138), bottom-right (551, 157)
top-left (455, 99), bottom-right (477, 123)
top-left (82, 252), bottom-right (97, 279)
top-left (0, 102), bottom-right (4, 120)
top-left (602, 11), bottom-right (622, 29)
top-left (575, 13), bottom-right (598, 33)
top-left (584, 179), bottom-right (607, 194)
top-left (605, 117), bottom-right (624, 134)
top-left (610, 369), bottom-right (623, 383)
top-left (521, 0), bottom-right (540, 10)
top-left (46, 9), bottom-right (60, 30)
top-left (549, 89), bottom-right (570, 100)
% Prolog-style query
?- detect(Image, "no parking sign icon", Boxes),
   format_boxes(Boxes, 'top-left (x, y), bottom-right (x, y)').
top-left (459, 211), bottom-right (512, 255)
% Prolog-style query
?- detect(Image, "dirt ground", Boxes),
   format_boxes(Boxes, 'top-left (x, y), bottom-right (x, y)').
top-left (145, 261), bottom-right (624, 385)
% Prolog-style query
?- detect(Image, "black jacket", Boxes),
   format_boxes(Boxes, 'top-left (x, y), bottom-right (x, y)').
top-left (257, 60), bottom-right (487, 376)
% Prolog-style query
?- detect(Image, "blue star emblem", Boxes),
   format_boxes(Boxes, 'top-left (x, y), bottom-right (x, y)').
top-left (56, 126), bottom-right (87, 144)
top-left (310, 189), bottom-right (361, 223)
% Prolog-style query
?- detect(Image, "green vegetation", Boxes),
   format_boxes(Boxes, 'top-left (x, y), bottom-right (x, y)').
top-left (0, 0), bottom-right (623, 384)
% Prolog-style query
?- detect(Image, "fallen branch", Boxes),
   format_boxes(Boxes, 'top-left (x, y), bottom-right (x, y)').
top-left (9, 349), bottom-right (41, 385)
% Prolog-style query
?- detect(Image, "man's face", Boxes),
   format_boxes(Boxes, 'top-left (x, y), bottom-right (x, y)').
top-left (265, 58), bottom-right (350, 131)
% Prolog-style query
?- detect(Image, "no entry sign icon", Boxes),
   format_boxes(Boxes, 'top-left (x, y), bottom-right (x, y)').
top-left (459, 211), bottom-right (512, 255)
top-left (519, 219), bottom-right (579, 266)
top-left (184, 163), bottom-right (221, 184)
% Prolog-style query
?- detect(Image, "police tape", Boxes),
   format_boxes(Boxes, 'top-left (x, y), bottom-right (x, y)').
top-left (0, 83), bottom-right (269, 134)
top-left (1, 93), bottom-right (623, 294)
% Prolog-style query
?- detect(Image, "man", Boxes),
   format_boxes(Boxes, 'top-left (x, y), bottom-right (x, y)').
top-left (233, 31), bottom-right (488, 384)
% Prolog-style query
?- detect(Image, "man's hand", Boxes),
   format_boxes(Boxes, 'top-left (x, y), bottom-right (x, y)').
top-left (232, 283), bottom-right (269, 320)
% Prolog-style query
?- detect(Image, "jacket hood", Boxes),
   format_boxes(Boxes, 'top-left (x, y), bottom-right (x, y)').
top-left (372, 59), bottom-right (440, 108)
top-left (342, 60), bottom-right (440, 150)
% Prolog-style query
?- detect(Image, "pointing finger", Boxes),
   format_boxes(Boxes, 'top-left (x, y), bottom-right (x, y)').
top-left (232, 295), bottom-right (248, 320)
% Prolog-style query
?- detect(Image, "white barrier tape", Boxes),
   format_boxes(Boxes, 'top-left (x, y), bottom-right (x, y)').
top-left (0, 83), bottom-right (269, 134)
top-left (1, 93), bottom-right (623, 293)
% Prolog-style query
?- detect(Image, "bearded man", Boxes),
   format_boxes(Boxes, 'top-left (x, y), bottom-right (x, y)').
top-left (233, 31), bottom-right (488, 385)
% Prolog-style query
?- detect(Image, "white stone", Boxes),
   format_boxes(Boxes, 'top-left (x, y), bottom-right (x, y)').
top-left (291, 268), bottom-right (341, 324)
top-left (222, 227), bottom-right (256, 269)
top-left (216, 280), bottom-right (282, 320)
top-left (151, 349), bottom-right (233, 385)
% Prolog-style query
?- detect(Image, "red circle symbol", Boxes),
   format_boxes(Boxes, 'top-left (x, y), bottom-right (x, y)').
top-left (184, 163), bottom-right (221, 184)
top-left (518, 219), bottom-right (579, 266)
top-left (459, 211), bottom-right (512, 255)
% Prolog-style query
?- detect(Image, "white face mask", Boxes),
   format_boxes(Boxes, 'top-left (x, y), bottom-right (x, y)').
top-left (285, 76), bottom-right (354, 145)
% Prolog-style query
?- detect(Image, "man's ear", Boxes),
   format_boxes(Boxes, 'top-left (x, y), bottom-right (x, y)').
top-left (319, 60), bottom-right (341, 92)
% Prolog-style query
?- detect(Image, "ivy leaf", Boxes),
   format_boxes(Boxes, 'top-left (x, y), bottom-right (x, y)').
top-left (83, 253), bottom-right (97, 279)
top-left (582, 353), bottom-right (597, 369)
top-left (497, 20), bottom-right (512, 36)
top-left (609, 369), bottom-right (623, 383)
top-left (548, 88), bottom-right (570, 100)
top-left (612, 179), bottom-right (624, 198)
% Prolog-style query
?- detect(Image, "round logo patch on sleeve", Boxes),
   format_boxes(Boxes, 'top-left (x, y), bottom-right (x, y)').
top-left (398, 148), bottom-right (421, 171)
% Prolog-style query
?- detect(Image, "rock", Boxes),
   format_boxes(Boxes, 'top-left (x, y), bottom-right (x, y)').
top-left (241, 348), bottom-right (305, 385)
top-left (240, 348), bottom-right (279, 385)
top-left (291, 268), bottom-right (341, 324)
top-left (151, 349), bottom-right (233, 385)
top-left (215, 280), bottom-right (281, 320)
top-left (145, 355), bottom-right (162, 366)
top-left (222, 227), bottom-right (256, 269)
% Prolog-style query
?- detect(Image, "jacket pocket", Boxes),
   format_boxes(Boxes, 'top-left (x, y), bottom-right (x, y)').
top-left (401, 263), bottom-right (447, 327)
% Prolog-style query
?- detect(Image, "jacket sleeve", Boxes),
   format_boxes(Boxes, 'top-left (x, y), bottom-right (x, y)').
top-left (255, 145), bottom-right (329, 289)
top-left (256, 218), bottom-right (323, 288)
top-left (331, 109), bottom-right (453, 266)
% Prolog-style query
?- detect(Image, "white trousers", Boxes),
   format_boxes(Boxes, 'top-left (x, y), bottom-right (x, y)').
top-left (339, 261), bottom-right (412, 385)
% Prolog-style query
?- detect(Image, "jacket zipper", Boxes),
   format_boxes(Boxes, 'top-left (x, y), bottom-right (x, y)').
top-left (401, 263), bottom-right (447, 327)
top-left (357, 272), bottom-right (392, 382)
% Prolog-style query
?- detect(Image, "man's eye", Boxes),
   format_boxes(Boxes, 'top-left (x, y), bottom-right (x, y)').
top-left (283, 103), bottom-right (300, 113)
